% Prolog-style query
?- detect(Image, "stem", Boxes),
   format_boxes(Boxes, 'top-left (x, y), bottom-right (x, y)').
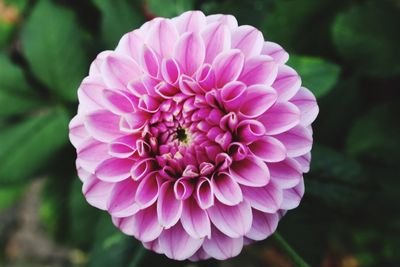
top-left (272, 232), bottom-right (311, 267)
top-left (129, 245), bottom-right (147, 267)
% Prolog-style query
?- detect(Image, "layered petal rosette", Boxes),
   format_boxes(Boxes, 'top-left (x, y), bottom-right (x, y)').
top-left (69, 11), bottom-right (318, 261)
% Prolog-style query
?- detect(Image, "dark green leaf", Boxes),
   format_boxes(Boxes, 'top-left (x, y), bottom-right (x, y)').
top-left (21, 0), bottom-right (89, 101)
top-left (332, 1), bottom-right (400, 77)
top-left (92, 0), bottom-right (144, 48)
top-left (289, 55), bottom-right (340, 98)
top-left (0, 108), bottom-right (70, 184)
top-left (0, 54), bottom-right (43, 117)
top-left (346, 104), bottom-right (400, 163)
top-left (68, 179), bottom-right (101, 249)
top-left (147, 0), bottom-right (194, 18)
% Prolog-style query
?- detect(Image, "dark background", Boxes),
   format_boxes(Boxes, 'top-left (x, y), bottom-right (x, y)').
top-left (1, 0), bottom-right (400, 266)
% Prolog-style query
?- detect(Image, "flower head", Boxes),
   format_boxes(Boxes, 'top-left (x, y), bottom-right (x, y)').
top-left (69, 11), bottom-right (318, 261)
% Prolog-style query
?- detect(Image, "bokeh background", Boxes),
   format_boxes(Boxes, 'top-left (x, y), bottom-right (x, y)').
top-left (1, 0), bottom-right (400, 266)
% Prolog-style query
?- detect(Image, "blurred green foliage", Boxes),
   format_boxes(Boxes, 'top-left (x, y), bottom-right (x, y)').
top-left (0, 0), bottom-right (399, 266)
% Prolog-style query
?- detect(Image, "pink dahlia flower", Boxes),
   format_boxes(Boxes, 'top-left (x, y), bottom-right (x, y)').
top-left (69, 11), bottom-right (318, 260)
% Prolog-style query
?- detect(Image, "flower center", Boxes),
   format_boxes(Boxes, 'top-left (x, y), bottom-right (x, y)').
top-left (176, 127), bottom-right (189, 144)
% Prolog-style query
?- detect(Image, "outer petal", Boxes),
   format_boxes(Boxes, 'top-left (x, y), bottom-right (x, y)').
top-left (273, 65), bottom-right (301, 101)
top-left (202, 23), bottom-right (231, 63)
top-left (281, 178), bottom-right (305, 210)
top-left (269, 158), bottom-right (302, 189)
top-left (229, 156), bottom-right (270, 187)
top-left (95, 158), bottom-right (134, 182)
top-left (82, 175), bottom-right (113, 210)
top-left (115, 30), bottom-right (144, 61)
top-left (207, 200), bottom-right (252, 238)
top-left (158, 222), bottom-right (204, 260)
top-left (290, 87), bottom-right (319, 126)
top-left (77, 139), bottom-right (110, 173)
top-left (261, 41), bottom-right (289, 65)
top-left (85, 110), bottom-right (123, 142)
top-left (107, 178), bottom-right (139, 217)
top-left (69, 115), bottom-right (89, 148)
top-left (245, 210), bottom-right (279, 241)
top-left (135, 172), bottom-right (160, 208)
top-left (146, 19), bottom-right (178, 58)
top-left (101, 53), bottom-right (142, 90)
top-left (115, 204), bottom-right (163, 242)
top-left (274, 125), bottom-right (313, 157)
top-left (241, 182), bottom-right (283, 213)
top-left (157, 181), bottom-right (183, 228)
top-left (231, 25), bottom-right (263, 57)
top-left (173, 10), bottom-right (206, 34)
top-left (206, 14), bottom-right (238, 30)
top-left (181, 197), bottom-right (211, 238)
top-left (174, 32), bottom-right (205, 76)
top-left (203, 227), bottom-right (243, 260)
top-left (259, 102), bottom-right (301, 135)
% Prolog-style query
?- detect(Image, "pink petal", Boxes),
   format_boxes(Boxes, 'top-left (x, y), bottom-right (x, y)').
top-left (77, 139), bottom-right (110, 173)
top-left (290, 87), bottom-right (319, 126)
top-left (202, 22), bottom-right (231, 63)
top-left (188, 247), bottom-right (210, 261)
top-left (82, 175), bottom-right (113, 210)
top-left (135, 171), bottom-right (160, 208)
top-left (109, 134), bottom-right (138, 158)
top-left (146, 19), bottom-right (178, 58)
top-left (107, 178), bottom-right (139, 217)
top-left (261, 41), bottom-right (289, 65)
top-left (85, 110), bottom-right (123, 142)
top-left (203, 226), bottom-right (243, 260)
top-left (212, 49), bottom-right (244, 88)
top-left (268, 158), bottom-right (302, 189)
top-left (274, 125), bottom-right (313, 157)
top-left (273, 65), bottom-right (301, 102)
top-left (173, 10), bottom-right (206, 34)
top-left (294, 152), bottom-right (311, 173)
top-left (77, 76), bottom-right (105, 114)
top-left (140, 45), bottom-right (160, 78)
top-left (211, 172), bottom-right (243, 206)
top-left (174, 178), bottom-right (194, 200)
top-left (236, 119), bottom-right (266, 144)
top-left (69, 115), bottom-right (89, 148)
top-left (248, 136), bottom-right (286, 163)
top-left (131, 158), bottom-right (156, 181)
top-left (115, 30), bottom-right (144, 61)
top-left (240, 85), bottom-right (277, 118)
top-left (157, 181), bottom-right (183, 228)
top-left (89, 51), bottom-right (111, 76)
top-left (220, 81), bottom-right (247, 111)
top-left (239, 55), bottom-right (278, 86)
top-left (101, 53), bottom-right (142, 90)
top-left (194, 177), bottom-right (214, 209)
top-left (119, 112), bottom-right (149, 133)
top-left (161, 58), bottom-right (181, 86)
top-left (229, 156), bottom-right (270, 187)
top-left (281, 178), bottom-right (304, 210)
top-left (174, 32), bottom-right (205, 76)
top-left (138, 95), bottom-right (160, 113)
top-left (181, 197), bottom-right (211, 238)
top-left (102, 89), bottom-right (136, 115)
top-left (259, 102), bottom-right (301, 135)
top-left (158, 222), bottom-right (204, 260)
top-left (196, 64), bottom-right (215, 91)
top-left (207, 200), bottom-right (252, 238)
top-left (95, 158), bottom-right (134, 182)
top-left (232, 25), bottom-right (263, 57)
top-left (245, 210), bottom-right (279, 241)
top-left (115, 204), bottom-right (163, 242)
top-left (206, 14), bottom-right (238, 30)
top-left (241, 182), bottom-right (283, 213)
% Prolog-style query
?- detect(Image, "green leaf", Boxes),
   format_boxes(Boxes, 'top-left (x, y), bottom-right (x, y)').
top-left (68, 179), bottom-right (101, 249)
top-left (332, 1), bottom-right (400, 77)
top-left (87, 215), bottom-right (143, 267)
top-left (21, 0), bottom-right (89, 101)
top-left (92, 0), bottom-right (144, 48)
top-left (0, 108), bottom-right (70, 184)
top-left (0, 184), bottom-right (26, 211)
top-left (346, 104), bottom-right (400, 163)
top-left (0, 54), bottom-right (43, 117)
top-left (288, 55), bottom-right (340, 98)
top-left (146, 0), bottom-right (194, 18)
